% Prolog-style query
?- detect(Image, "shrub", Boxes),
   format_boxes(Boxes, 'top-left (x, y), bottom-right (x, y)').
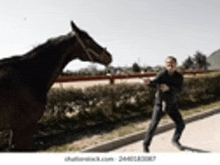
top-left (40, 73), bottom-right (220, 128)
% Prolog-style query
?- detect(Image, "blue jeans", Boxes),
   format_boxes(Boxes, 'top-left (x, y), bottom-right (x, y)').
top-left (143, 103), bottom-right (185, 148)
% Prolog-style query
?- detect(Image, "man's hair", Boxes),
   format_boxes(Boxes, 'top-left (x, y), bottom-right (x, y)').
top-left (166, 56), bottom-right (177, 63)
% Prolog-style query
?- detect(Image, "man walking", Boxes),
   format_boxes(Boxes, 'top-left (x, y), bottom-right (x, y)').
top-left (143, 56), bottom-right (185, 152)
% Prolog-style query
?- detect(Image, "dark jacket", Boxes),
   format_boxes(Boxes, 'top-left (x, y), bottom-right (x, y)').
top-left (149, 70), bottom-right (184, 105)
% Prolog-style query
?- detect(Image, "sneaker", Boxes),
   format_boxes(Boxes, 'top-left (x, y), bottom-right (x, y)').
top-left (143, 145), bottom-right (150, 153)
top-left (172, 141), bottom-right (183, 151)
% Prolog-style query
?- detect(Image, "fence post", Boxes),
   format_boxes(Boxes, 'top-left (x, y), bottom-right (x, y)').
top-left (107, 73), bottom-right (114, 85)
top-left (110, 76), bottom-right (114, 84)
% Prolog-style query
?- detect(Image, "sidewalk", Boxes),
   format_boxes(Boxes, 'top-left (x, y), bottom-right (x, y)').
top-left (111, 113), bottom-right (220, 153)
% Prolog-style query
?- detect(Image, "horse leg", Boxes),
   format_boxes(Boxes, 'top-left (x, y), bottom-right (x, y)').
top-left (11, 123), bottom-right (37, 152)
top-left (9, 94), bottom-right (45, 152)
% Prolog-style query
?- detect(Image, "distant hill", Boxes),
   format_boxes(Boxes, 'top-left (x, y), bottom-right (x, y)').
top-left (207, 49), bottom-right (220, 70)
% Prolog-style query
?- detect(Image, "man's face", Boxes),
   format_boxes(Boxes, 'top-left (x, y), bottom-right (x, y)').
top-left (165, 59), bottom-right (177, 73)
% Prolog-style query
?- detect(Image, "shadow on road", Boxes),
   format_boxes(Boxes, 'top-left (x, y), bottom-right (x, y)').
top-left (182, 145), bottom-right (210, 153)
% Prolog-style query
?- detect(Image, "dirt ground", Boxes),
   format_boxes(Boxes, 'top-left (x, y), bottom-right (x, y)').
top-left (52, 77), bottom-right (155, 89)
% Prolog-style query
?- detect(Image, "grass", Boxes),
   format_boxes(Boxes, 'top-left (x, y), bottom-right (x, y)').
top-left (117, 125), bottom-right (143, 137)
top-left (44, 99), bottom-right (220, 152)
top-left (181, 100), bottom-right (220, 116)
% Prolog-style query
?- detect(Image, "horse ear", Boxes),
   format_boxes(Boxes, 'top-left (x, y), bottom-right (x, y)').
top-left (71, 21), bottom-right (80, 33)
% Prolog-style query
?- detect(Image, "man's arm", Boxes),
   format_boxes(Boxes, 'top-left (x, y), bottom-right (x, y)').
top-left (144, 71), bottom-right (164, 88)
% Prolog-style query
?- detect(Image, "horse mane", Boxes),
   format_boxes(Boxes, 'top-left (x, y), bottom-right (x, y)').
top-left (0, 32), bottom-right (75, 68)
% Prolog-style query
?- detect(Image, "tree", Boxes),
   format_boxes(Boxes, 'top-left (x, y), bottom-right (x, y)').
top-left (143, 66), bottom-right (154, 72)
top-left (87, 64), bottom-right (98, 75)
top-left (193, 51), bottom-right (210, 70)
top-left (132, 62), bottom-right (141, 73)
top-left (182, 56), bottom-right (194, 70)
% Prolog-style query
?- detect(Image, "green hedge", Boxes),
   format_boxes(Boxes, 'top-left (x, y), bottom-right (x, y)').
top-left (40, 73), bottom-right (220, 127)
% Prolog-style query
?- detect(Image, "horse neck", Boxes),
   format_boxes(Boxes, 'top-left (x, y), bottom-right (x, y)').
top-left (44, 48), bottom-right (74, 91)
top-left (24, 36), bottom-right (79, 92)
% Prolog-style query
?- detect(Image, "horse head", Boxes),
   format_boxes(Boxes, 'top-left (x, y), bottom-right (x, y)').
top-left (70, 21), bottom-right (112, 66)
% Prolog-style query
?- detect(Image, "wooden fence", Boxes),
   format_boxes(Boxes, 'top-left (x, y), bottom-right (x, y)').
top-left (56, 70), bottom-right (212, 85)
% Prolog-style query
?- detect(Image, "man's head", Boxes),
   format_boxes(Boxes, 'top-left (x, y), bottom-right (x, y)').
top-left (165, 56), bottom-right (177, 74)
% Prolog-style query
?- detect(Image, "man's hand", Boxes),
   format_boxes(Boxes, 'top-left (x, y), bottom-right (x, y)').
top-left (160, 84), bottom-right (169, 92)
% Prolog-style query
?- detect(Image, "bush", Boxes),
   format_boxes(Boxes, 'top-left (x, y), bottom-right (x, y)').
top-left (40, 73), bottom-right (220, 128)
top-left (41, 84), bottom-right (155, 125)
top-left (179, 75), bottom-right (220, 108)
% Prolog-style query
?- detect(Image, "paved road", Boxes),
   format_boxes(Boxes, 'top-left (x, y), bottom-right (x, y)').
top-left (111, 113), bottom-right (220, 153)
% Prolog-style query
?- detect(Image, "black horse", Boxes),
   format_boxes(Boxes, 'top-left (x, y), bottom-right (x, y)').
top-left (0, 21), bottom-right (112, 151)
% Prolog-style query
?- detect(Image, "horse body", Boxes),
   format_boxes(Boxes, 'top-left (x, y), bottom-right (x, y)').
top-left (0, 21), bottom-right (112, 151)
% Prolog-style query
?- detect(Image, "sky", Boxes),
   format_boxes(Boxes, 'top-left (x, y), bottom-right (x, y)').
top-left (0, 0), bottom-right (220, 71)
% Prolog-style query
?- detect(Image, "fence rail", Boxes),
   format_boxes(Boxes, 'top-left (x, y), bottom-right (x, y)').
top-left (56, 70), bottom-right (213, 85)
